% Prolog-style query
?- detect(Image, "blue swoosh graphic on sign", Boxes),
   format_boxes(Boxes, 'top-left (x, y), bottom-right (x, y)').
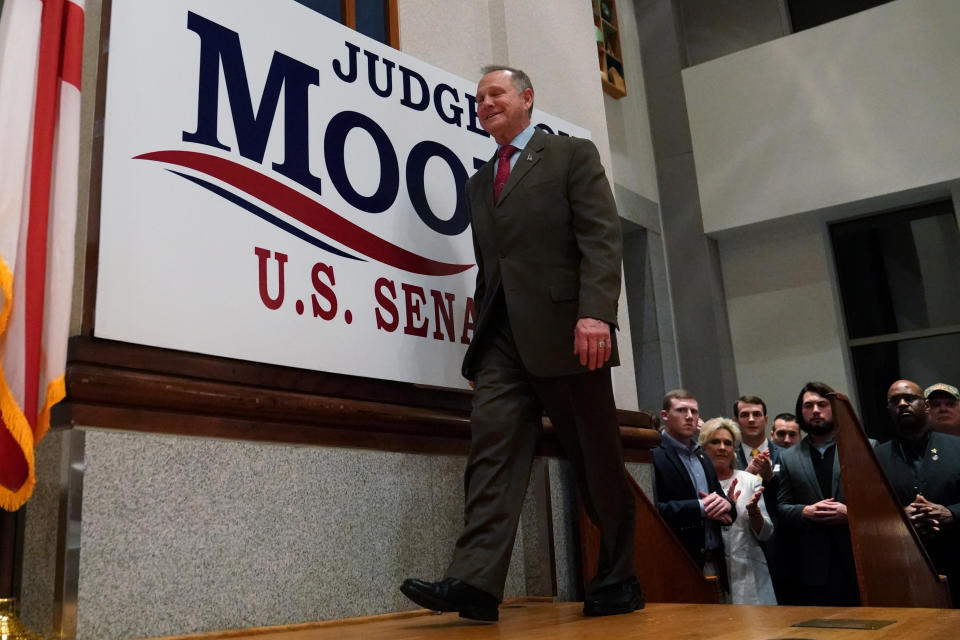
top-left (168, 170), bottom-right (364, 262)
top-left (139, 150), bottom-right (473, 276)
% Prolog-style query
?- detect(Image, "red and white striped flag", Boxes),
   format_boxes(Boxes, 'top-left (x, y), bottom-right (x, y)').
top-left (0, 0), bottom-right (84, 511)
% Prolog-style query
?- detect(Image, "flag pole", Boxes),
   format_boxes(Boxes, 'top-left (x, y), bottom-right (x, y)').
top-left (0, 508), bottom-right (19, 596)
top-left (0, 509), bottom-right (41, 639)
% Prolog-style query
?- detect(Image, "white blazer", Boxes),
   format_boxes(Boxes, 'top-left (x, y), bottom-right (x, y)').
top-left (719, 470), bottom-right (777, 605)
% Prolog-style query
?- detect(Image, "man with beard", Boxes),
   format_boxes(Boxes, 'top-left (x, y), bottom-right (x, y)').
top-left (776, 381), bottom-right (860, 606)
top-left (925, 383), bottom-right (960, 437)
top-left (876, 379), bottom-right (960, 606)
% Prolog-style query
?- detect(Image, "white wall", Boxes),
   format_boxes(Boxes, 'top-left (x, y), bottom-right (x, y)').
top-left (602, 0), bottom-right (659, 206)
top-left (396, 1), bottom-right (494, 85)
top-left (718, 215), bottom-right (852, 417)
top-left (683, 0), bottom-right (960, 233)
top-left (399, 0), bottom-right (613, 171)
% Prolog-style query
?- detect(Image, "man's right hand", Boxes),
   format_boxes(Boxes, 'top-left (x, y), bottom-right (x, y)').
top-left (745, 450), bottom-right (774, 481)
top-left (802, 498), bottom-right (848, 524)
top-left (907, 494), bottom-right (954, 535)
top-left (573, 317), bottom-right (612, 371)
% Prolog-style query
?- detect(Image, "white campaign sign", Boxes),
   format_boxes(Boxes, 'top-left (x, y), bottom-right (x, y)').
top-left (95, 0), bottom-right (588, 389)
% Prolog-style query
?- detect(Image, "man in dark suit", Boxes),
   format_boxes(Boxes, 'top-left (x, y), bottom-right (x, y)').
top-left (653, 389), bottom-right (736, 584)
top-left (876, 379), bottom-right (960, 607)
top-left (733, 395), bottom-right (783, 480)
top-left (401, 66), bottom-right (640, 622)
top-left (776, 381), bottom-right (860, 606)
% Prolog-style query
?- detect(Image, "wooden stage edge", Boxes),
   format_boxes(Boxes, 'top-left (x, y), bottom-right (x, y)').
top-left (149, 600), bottom-right (960, 640)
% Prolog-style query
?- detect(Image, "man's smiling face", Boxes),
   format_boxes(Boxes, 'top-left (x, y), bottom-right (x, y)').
top-left (475, 70), bottom-right (533, 145)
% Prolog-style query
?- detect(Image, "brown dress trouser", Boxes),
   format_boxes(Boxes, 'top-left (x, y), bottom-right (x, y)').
top-left (444, 300), bottom-right (635, 600)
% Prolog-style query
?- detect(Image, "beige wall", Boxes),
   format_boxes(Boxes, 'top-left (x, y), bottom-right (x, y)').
top-left (603, 0), bottom-right (659, 206)
top-left (399, 0), bottom-right (612, 168)
top-left (684, 0), bottom-right (960, 234)
top-left (718, 215), bottom-right (852, 417)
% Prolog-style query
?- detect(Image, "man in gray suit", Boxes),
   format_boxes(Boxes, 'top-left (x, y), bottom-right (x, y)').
top-left (776, 381), bottom-right (860, 606)
top-left (401, 66), bottom-right (640, 621)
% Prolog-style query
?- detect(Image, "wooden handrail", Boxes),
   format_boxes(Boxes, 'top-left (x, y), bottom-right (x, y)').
top-left (831, 392), bottom-right (952, 607)
top-left (578, 466), bottom-right (722, 604)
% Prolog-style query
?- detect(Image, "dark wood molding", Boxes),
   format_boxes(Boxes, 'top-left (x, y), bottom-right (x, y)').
top-left (59, 337), bottom-right (659, 459)
top-left (386, 0), bottom-right (400, 48)
top-left (340, 0), bottom-right (356, 31)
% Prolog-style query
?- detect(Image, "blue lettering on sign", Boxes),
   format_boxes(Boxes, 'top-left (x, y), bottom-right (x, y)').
top-left (180, 14), bottom-right (574, 239)
top-left (364, 50), bottom-right (395, 98)
top-left (332, 41), bottom-right (361, 82)
top-left (400, 65), bottom-right (429, 111)
top-left (183, 12), bottom-right (324, 196)
top-left (406, 141), bottom-right (469, 235)
top-left (324, 111), bottom-right (400, 213)
top-left (434, 84), bottom-right (463, 126)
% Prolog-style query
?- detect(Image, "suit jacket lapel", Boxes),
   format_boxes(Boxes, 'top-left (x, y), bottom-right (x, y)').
top-left (474, 157), bottom-right (496, 212)
top-left (798, 439), bottom-right (824, 501)
top-left (831, 445), bottom-right (843, 499)
top-left (496, 129), bottom-right (545, 205)
top-left (664, 445), bottom-right (696, 496)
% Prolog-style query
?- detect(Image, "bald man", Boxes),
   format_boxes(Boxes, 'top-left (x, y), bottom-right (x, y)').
top-left (875, 379), bottom-right (960, 607)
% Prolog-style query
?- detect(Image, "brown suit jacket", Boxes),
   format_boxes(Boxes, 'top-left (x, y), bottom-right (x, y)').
top-left (462, 128), bottom-right (623, 379)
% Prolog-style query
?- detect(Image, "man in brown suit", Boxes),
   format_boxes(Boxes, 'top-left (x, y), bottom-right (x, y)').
top-left (401, 66), bottom-right (640, 621)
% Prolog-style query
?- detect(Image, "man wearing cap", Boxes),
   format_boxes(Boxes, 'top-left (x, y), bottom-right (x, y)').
top-left (876, 379), bottom-right (960, 606)
top-left (925, 383), bottom-right (960, 437)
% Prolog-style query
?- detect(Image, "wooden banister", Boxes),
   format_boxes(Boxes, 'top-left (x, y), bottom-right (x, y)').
top-left (578, 461), bottom-right (722, 604)
top-left (831, 392), bottom-right (952, 607)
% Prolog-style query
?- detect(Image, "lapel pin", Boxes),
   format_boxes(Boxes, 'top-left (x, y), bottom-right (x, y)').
top-left (526, 153), bottom-right (533, 162)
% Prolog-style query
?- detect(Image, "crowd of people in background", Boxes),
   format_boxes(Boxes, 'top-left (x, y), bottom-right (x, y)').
top-left (653, 380), bottom-right (960, 607)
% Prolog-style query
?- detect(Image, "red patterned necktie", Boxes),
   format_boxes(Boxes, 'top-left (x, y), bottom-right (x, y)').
top-left (493, 144), bottom-right (517, 201)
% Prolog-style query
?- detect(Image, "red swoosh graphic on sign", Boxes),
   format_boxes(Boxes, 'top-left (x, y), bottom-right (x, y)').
top-left (135, 150), bottom-right (473, 276)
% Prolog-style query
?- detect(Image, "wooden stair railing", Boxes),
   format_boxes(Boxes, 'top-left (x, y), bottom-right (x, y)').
top-left (578, 452), bottom-right (722, 604)
top-left (831, 392), bottom-right (952, 607)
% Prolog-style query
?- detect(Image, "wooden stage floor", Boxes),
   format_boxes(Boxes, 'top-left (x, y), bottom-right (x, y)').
top-left (154, 600), bottom-right (960, 640)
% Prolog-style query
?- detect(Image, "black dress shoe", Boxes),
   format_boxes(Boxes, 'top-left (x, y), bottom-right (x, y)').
top-left (583, 577), bottom-right (644, 617)
top-left (400, 577), bottom-right (499, 622)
